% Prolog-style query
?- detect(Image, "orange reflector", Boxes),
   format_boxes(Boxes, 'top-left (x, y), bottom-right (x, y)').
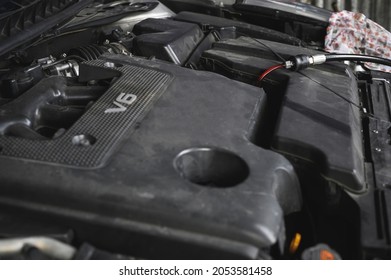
top-left (289, 233), bottom-right (302, 254)
top-left (320, 249), bottom-right (335, 260)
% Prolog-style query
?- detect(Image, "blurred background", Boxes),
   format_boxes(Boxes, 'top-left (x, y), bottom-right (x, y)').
top-left (300, 0), bottom-right (391, 30)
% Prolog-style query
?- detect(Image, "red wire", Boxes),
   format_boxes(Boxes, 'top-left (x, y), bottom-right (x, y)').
top-left (257, 64), bottom-right (284, 82)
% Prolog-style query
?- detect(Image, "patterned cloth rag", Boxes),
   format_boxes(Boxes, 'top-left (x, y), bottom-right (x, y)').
top-left (325, 10), bottom-right (391, 72)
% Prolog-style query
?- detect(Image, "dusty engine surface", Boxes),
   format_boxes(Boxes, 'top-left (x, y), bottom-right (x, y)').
top-left (0, 53), bottom-right (302, 259)
top-left (0, 0), bottom-right (389, 260)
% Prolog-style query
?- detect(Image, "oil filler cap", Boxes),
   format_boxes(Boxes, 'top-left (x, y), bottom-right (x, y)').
top-left (301, 244), bottom-right (341, 260)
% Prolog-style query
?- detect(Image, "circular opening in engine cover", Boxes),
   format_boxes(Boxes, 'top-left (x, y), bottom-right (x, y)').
top-left (174, 147), bottom-right (249, 188)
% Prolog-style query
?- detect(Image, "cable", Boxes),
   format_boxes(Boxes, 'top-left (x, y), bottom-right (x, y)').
top-left (258, 64), bottom-right (284, 82)
top-left (235, 31), bottom-right (287, 62)
top-left (232, 35), bottom-right (380, 111)
top-left (249, 38), bottom-right (286, 63)
top-left (326, 54), bottom-right (391, 66)
top-left (286, 53), bottom-right (391, 71)
top-left (253, 43), bottom-right (365, 109)
top-left (213, 33), bottom-right (287, 83)
top-left (298, 71), bottom-right (363, 110)
top-left (226, 31), bottom-right (391, 72)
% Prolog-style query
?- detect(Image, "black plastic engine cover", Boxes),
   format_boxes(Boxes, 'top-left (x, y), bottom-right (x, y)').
top-left (0, 54), bottom-right (301, 259)
top-left (133, 18), bottom-right (204, 65)
top-left (201, 37), bottom-right (365, 193)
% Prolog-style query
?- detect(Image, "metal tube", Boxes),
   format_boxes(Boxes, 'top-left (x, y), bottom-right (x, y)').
top-left (0, 237), bottom-right (76, 259)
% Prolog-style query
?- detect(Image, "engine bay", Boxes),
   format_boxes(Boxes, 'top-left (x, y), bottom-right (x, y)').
top-left (0, 0), bottom-right (390, 259)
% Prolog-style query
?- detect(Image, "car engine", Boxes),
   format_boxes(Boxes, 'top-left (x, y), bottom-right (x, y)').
top-left (0, 0), bottom-right (390, 260)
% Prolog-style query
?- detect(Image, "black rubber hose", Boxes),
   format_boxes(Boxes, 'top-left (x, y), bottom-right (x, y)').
top-left (325, 54), bottom-right (391, 67)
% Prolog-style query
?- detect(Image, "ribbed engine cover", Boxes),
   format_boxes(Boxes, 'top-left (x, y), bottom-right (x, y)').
top-left (0, 61), bottom-right (172, 167)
